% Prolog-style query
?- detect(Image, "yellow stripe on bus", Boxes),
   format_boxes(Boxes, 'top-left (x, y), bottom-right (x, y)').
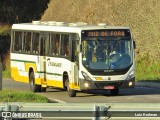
top-left (11, 67), bottom-right (41, 85)
top-left (47, 80), bottom-right (63, 88)
top-left (11, 67), bottom-right (28, 83)
top-left (11, 67), bottom-right (20, 81)
top-left (25, 63), bottom-right (37, 72)
top-left (70, 83), bottom-right (80, 90)
top-left (47, 80), bottom-right (80, 90)
top-left (11, 67), bottom-right (80, 90)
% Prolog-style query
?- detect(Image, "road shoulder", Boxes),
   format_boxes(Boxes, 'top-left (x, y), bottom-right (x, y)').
top-left (136, 81), bottom-right (160, 89)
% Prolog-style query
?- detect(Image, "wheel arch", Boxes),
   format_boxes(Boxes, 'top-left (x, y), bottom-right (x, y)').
top-left (63, 71), bottom-right (69, 88)
top-left (28, 67), bottom-right (34, 78)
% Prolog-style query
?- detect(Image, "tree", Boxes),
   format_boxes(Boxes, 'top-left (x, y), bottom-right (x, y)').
top-left (0, 0), bottom-right (50, 24)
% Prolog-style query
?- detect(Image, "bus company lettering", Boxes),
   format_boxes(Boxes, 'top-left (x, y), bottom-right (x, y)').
top-left (47, 59), bottom-right (62, 67)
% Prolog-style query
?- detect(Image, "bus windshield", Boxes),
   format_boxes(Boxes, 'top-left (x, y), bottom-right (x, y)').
top-left (82, 39), bottom-right (133, 70)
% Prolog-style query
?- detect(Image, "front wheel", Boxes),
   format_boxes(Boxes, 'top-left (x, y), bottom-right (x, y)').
top-left (66, 80), bottom-right (77, 97)
top-left (29, 72), bottom-right (41, 92)
top-left (110, 89), bottom-right (119, 96)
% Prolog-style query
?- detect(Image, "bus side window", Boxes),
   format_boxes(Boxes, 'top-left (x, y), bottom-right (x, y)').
top-left (32, 33), bottom-right (39, 53)
top-left (55, 34), bottom-right (60, 55)
top-left (60, 34), bottom-right (69, 56)
top-left (40, 37), bottom-right (47, 56)
top-left (24, 32), bottom-right (31, 53)
top-left (23, 32), bottom-right (26, 52)
top-left (64, 39), bottom-right (70, 56)
top-left (14, 31), bottom-right (22, 52)
top-left (48, 34), bottom-right (56, 55)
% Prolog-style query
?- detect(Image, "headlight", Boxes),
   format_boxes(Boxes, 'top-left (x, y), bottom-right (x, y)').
top-left (81, 71), bottom-right (92, 80)
top-left (127, 70), bottom-right (135, 80)
top-left (84, 82), bottom-right (89, 88)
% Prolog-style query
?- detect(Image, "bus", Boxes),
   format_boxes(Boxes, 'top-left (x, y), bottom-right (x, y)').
top-left (11, 21), bottom-right (136, 97)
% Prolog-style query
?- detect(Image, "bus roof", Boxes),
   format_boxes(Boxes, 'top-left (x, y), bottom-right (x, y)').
top-left (12, 21), bottom-right (130, 33)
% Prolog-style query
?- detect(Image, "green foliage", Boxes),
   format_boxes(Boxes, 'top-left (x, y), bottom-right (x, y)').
top-left (0, 26), bottom-right (11, 76)
top-left (0, 25), bottom-right (11, 35)
top-left (0, 90), bottom-right (48, 102)
top-left (0, 0), bottom-right (50, 24)
top-left (136, 56), bottom-right (160, 81)
top-left (2, 51), bottom-right (10, 78)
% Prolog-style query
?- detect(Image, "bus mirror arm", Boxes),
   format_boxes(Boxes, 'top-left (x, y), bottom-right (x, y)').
top-left (133, 41), bottom-right (136, 49)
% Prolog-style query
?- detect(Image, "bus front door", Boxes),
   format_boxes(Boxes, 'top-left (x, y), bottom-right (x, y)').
top-left (71, 40), bottom-right (79, 89)
top-left (40, 33), bottom-right (48, 90)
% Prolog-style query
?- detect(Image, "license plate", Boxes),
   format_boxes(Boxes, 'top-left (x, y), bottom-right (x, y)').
top-left (104, 86), bottom-right (114, 89)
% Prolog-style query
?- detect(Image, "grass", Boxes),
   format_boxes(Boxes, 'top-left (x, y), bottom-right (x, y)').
top-left (2, 52), bottom-right (11, 79)
top-left (0, 90), bottom-right (48, 102)
top-left (2, 64), bottom-right (11, 79)
top-left (136, 56), bottom-right (160, 81)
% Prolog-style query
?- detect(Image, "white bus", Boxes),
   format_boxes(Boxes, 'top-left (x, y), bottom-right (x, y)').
top-left (11, 21), bottom-right (136, 97)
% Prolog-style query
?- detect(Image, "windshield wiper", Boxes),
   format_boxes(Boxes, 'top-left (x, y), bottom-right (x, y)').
top-left (94, 39), bottom-right (106, 52)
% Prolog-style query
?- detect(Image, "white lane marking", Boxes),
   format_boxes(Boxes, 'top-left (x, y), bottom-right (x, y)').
top-left (48, 98), bottom-right (66, 103)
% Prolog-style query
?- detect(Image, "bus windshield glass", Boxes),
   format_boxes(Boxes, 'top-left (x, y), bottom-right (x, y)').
top-left (81, 29), bottom-right (133, 70)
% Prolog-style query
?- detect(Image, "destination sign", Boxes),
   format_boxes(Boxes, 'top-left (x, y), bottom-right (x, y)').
top-left (82, 29), bottom-right (131, 37)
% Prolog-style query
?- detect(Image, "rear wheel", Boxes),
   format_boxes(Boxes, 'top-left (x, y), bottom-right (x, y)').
top-left (41, 87), bottom-right (46, 92)
top-left (110, 89), bottom-right (119, 96)
top-left (66, 80), bottom-right (77, 97)
top-left (29, 72), bottom-right (41, 92)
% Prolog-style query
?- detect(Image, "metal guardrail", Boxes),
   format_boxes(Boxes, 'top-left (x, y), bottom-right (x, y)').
top-left (0, 103), bottom-right (160, 120)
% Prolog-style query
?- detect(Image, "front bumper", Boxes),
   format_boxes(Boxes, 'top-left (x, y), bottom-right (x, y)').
top-left (79, 78), bottom-right (135, 90)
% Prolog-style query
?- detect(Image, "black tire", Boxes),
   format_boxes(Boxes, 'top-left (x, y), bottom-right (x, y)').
top-left (110, 89), bottom-right (119, 96)
top-left (66, 80), bottom-right (77, 97)
top-left (29, 72), bottom-right (41, 92)
top-left (63, 78), bottom-right (67, 91)
top-left (41, 87), bottom-right (46, 92)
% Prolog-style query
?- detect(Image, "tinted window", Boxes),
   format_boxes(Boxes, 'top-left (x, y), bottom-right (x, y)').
top-left (23, 32), bottom-right (31, 53)
top-left (60, 34), bottom-right (69, 56)
top-left (32, 33), bottom-right (40, 53)
top-left (14, 31), bottom-right (22, 52)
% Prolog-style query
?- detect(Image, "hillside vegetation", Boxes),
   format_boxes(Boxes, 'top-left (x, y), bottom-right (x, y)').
top-left (41, 0), bottom-right (160, 80)
top-left (1, 0), bottom-right (160, 80)
top-left (42, 0), bottom-right (160, 61)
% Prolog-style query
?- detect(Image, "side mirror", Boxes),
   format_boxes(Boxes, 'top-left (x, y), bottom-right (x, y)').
top-left (133, 41), bottom-right (136, 49)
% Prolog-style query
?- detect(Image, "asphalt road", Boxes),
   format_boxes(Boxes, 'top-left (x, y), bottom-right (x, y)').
top-left (2, 79), bottom-right (160, 103)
